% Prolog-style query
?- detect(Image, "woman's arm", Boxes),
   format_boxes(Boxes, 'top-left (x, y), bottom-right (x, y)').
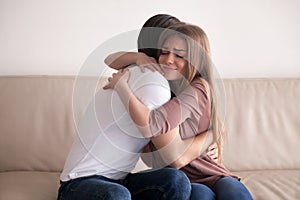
top-left (104, 52), bottom-right (139, 70)
top-left (104, 51), bottom-right (160, 72)
top-left (103, 70), bottom-right (209, 140)
top-left (103, 69), bottom-right (153, 137)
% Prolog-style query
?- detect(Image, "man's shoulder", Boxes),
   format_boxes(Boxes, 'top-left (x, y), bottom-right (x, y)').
top-left (128, 65), bottom-right (165, 80)
top-left (127, 65), bottom-right (170, 109)
top-left (127, 65), bottom-right (169, 91)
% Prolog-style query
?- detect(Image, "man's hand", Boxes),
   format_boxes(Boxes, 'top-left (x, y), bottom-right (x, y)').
top-left (206, 143), bottom-right (220, 164)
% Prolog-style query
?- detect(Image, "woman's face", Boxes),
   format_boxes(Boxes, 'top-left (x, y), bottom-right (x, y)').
top-left (159, 35), bottom-right (188, 80)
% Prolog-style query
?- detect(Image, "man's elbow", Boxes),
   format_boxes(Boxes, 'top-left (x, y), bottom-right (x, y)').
top-left (137, 126), bottom-right (153, 138)
top-left (169, 157), bottom-right (187, 169)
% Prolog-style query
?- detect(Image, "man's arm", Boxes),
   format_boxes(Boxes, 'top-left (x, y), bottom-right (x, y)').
top-left (143, 128), bottom-right (213, 169)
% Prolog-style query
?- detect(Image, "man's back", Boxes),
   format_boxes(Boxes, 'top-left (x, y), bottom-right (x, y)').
top-left (60, 66), bottom-right (170, 181)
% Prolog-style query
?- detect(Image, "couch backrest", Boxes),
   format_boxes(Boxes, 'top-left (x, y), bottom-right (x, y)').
top-left (0, 76), bottom-right (299, 172)
top-left (222, 78), bottom-right (300, 171)
top-left (0, 76), bottom-right (76, 172)
top-left (0, 76), bottom-right (107, 172)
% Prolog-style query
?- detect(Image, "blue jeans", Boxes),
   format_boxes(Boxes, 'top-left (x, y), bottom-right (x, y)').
top-left (190, 176), bottom-right (252, 200)
top-left (57, 168), bottom-right (191, 200)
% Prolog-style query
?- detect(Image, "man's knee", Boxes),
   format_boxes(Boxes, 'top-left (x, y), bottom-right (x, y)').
top-left (191, 183), bottom-right (215, 200)
top-left (103, 184), bottom-right (131, 200)
top-left (163, 168), bottom-right (189, 183)
top-left (161, 168), bottom-right (191, 198)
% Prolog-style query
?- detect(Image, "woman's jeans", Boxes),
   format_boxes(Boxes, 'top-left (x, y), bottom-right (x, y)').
top-left (190, 176), bottom-right (253, 200)
top-left (57, 168), bottom-right (191, 200)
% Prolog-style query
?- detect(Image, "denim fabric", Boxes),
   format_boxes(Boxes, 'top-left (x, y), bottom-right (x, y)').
top-left (212, 176), bottom-right (253, 200)
top-left (123, 168), bottom-right (191, 200)
top-left (57, 175), bottom-right (131, 200)
top-left (57, 168), bottom-right (191, 200)
top-left (190, 183), bottom-right (215, 200)
top-left (190, 176), bottom-right (253, 200)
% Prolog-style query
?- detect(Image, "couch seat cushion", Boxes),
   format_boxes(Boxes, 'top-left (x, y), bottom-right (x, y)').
top-left (234, 169), bottom-right (300, 200)
top-left (0, 171), bottom-right (60, 200)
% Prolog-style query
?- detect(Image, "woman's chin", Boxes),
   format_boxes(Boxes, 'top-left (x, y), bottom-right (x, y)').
top-left (164, 75), bottom-right (175, 81)
top-left (163, 73), bottom-right (182, 81)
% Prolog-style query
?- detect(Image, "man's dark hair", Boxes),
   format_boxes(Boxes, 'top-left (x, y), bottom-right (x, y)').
top-left (137, 14), bottom-right (180, 60)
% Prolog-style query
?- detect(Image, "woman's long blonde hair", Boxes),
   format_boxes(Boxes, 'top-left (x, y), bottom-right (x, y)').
top-left (158, 23), bottom-right (225, 162)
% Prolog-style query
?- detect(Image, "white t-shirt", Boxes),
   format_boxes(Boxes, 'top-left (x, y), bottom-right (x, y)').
top-left (60, 66), bottom-right (170, 181)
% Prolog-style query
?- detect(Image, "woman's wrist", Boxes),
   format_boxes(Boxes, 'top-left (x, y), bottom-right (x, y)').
top-left (115, 80), bottom-right (132, 108)
top-left (126, 52), bottom-right (140, 65)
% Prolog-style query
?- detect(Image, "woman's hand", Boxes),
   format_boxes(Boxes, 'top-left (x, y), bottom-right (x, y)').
top-left (103, 69), bottom-right (130, 90)
top-left (103, 68), bottom-right (152, 138)
top-left (136, 53), bottom-right (164, 75)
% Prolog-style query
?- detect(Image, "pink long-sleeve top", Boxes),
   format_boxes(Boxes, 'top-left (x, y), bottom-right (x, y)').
top-left (149, 78), bottom-right (239, 188)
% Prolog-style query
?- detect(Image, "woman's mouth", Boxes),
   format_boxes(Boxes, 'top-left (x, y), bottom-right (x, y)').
top-left (162, 65), bottom-right (177, 71)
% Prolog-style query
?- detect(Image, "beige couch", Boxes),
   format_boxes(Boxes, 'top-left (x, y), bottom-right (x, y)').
top-left (0, 76), bottom-right (299, 200)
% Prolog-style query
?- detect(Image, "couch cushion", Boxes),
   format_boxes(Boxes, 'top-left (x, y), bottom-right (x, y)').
top-left (222, 78), bottom-right (300, 171)
top-left (0, 76), bottom-right (76, 172)
top-left (234, 169), bottom-right (300, 200)
top-left (0, 171), bottom-right (60, 200)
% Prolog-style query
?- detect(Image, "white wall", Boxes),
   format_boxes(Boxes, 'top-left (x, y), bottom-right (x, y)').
top-left (1, 0), bottom-right (299, 78)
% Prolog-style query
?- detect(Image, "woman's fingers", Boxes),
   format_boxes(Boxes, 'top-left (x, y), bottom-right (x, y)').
top-left (135, 55), bottom-right (164, 74)
top-left (139, 63), bottom-right (164, 75)
top-left (103, 82), bottom-right (111, 89)
top-left (103, 69), bottom-right (130, 90)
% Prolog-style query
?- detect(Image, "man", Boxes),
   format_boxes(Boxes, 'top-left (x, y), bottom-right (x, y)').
top-left (58, 66), bottom-right (191, 200)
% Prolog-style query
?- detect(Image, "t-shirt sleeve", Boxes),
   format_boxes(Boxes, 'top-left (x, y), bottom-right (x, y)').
top-left (149, 80), bottom-right (210, 138)
top-left (128, 66), bottom-right (171, 110)
top-left (134, 83), bottom-right (171, 110)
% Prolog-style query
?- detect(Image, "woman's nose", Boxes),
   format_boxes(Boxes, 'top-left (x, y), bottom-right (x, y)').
top-left (166, 53), bottom-right (174, 65)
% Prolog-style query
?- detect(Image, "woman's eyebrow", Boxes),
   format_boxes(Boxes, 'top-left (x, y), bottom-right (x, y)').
top-left (173, 48), bottom-right (186, 52)
top-left (162, 46), bottom-right (187, 52)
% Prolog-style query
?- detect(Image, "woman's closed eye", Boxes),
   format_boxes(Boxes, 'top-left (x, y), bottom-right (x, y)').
top-left (175, 54), bottom-right (184, 58)
top-left (161, 50), bottom-right (185, 59)
top-left (161, 49), bottom-right (170, 55)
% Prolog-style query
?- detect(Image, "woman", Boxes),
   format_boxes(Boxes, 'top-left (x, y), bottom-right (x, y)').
top-left (104, 22), bottom-right (252, 200)
top-left (105, 14), bottom-right (219, 163)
